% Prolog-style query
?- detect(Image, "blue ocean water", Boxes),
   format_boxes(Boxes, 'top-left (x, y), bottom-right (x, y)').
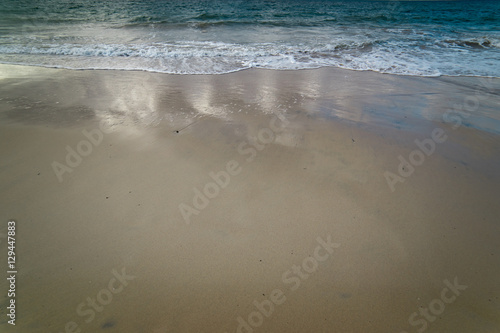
top-left (0, 0), bottom-right (498, 76)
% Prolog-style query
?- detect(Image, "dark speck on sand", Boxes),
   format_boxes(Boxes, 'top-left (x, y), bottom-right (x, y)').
top-left (339, 293), bottom-right (352, 299)
top-left (101, 320), bottom-right (116, 329)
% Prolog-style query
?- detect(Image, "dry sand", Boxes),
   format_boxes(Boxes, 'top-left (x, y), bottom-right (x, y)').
top-left (0, 64), bottom-right (499, 333)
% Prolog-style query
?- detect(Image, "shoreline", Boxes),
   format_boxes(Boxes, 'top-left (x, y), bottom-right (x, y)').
top-left (2, 61), bottom-right (500, 79)
top-left (0, 63), bottom-right (499, 332)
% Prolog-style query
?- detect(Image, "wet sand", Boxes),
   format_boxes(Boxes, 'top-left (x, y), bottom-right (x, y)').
top-left (0, 64), bottom-right (499, 333)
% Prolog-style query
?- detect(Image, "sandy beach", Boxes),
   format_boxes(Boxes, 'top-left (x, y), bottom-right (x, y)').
top-left (0, 64), bottom-right (499, 333)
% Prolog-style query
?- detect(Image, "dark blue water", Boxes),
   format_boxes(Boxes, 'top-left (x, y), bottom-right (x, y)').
top-left (0, 0), bottom-right (499, 76)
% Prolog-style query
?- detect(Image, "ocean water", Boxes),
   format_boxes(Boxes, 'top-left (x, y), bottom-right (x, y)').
top-left (0, 0), bottom-right (499, 76)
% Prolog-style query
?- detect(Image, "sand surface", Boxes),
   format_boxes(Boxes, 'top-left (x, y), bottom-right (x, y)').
top-left (0, 64), bottom-right (499, 333)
